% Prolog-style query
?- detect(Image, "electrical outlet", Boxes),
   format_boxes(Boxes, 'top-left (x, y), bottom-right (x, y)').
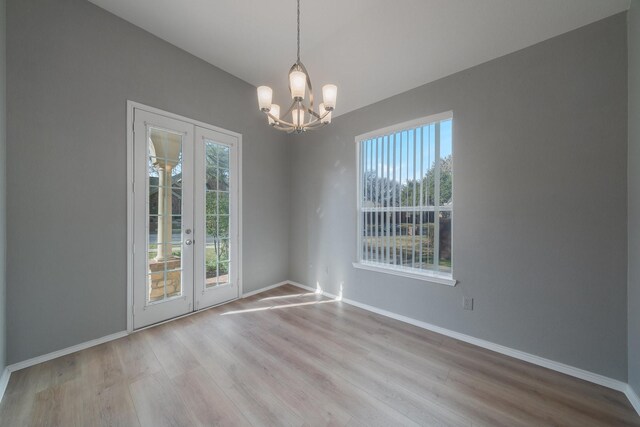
top-left (463, 297), bottom-right (474, 311)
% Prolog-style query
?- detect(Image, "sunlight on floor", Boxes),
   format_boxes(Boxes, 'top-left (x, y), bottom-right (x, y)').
top-left (259, 292), bottom-right (316, 301)
top-left (221, 298), bottom-right (338, 316)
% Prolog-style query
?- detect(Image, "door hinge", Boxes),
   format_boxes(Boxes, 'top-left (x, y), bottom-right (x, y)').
top-left (132, 305), bottom-right (135, 316)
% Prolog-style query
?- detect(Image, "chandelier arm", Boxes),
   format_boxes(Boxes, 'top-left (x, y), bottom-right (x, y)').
top-left (264, 99), bottom-right (330, 129)
top-left (304, 108), bottom-right (331, 122)
top-left (268, 120), bottom-right (327, 133)
top-left (305, 115), bottom-right (328, 127)
top-left (272, 123), bottom-right (295, 132)
top-left (296, 100), bottom-right (323, 120)
top-left (296, 61), bottom-right (314, 112)
top-left (267, 116), bottom-right (299, 128)
top-left (303, 111), bottom-right (331, 129)
top-left (303, 123), bottom-right (322, 130)
top-left (302, 114), bottom-right (320, 126)
top-left (281, 99), bottom-right (298, 119)
top-left (307, 108), bottom-right (321, 119)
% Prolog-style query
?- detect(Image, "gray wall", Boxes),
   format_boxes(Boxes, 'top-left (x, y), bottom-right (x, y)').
top-left (6, 0), bottom-right (289, 364)
top-left (289, 14), bottom-right (628, 380)
top-left (629, 0), bottom-right (640, 393)
top-left (0, 0), bottom-right (6, 373)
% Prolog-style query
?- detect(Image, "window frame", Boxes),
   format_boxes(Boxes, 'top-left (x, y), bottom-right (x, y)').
top-left (353, 111), bottom-right (456, 287)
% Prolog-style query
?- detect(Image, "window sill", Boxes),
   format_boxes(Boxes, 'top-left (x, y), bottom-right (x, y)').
top-left (352, 262), bottom-right (457, 287)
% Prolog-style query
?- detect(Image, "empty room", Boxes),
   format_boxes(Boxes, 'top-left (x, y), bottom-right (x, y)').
top-left (0, 0), bottom-right (639, 425)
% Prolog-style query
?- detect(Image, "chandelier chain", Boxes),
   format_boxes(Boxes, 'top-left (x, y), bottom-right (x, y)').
top-left (297, 0), bottom-right (300, 63)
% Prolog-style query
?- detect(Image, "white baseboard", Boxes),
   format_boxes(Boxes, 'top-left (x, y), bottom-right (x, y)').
top-left (5, 280), bottom-right (291, 375)
top-left (0, 367), bottom-right (10, 403)
top-left (1, 281), bottom-right (637, 415)
top-left (7, 331), bottom-right (129, 373)
top-left (287, 280), bottom-right (629, 394)
top-left (242, 281), bottom-right (289, 298)
top-left (287, 281), bottom-right (324, 295)
top-left (626, 385), bottom-right (640, 415)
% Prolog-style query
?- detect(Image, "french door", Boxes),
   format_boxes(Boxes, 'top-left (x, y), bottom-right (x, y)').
top-left (132, 107), bottom-right (240, 329)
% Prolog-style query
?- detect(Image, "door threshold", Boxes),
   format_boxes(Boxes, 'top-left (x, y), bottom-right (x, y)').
top-left (132, 297), bottom-right (239, 333)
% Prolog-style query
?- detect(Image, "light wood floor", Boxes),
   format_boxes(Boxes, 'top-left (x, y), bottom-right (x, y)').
top-left (1, 283), bottom-right (639, 426)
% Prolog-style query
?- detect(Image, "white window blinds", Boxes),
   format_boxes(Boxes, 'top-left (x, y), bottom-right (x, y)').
top-left (357, 112), bottom-right (453, 277)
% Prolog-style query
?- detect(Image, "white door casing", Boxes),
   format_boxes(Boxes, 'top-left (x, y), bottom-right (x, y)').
top-left (129, 103), bottom-right (242, 330)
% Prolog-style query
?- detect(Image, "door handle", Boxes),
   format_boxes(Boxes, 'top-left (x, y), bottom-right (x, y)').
top-left (185, 239), bottom-right (193, 246)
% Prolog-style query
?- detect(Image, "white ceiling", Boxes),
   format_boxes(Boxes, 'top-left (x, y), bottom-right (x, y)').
top-left (89, 0), bottom-right (630, 117)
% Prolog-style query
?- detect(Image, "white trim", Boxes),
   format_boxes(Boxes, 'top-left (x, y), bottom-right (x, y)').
top-left (237, 130), bottom-right (244, 298)
top-left (626, 385), bottom-right (640, 416)
top-left (288, 281), bottom-right (334, 296)
top-left (127, 103), bottom-right (134, 333)
top-left (355, 112), bottom-right (455, 285)
top-left (0, 368), bottom-right (10, 402)
top-left (6, 331), bottom-right (128, 373)
top-left (242, 281), bottom-right (289, 298)
top-left (356, 139), bottom-right (363, 266)
top-left (132, 298), bottom-right (238, 332)
top-left (287, 281), bottom-right (628, 394)
top-left (127, 101), bottom-right (243, 140)
top-left (126, 100), bottom-right (243, 332)
top-left (355, 111), bottom-right (453, 143)
top-left (1, 280), bottom-right (638, 416)
top-left (353, 261), bottom-right (457, 286)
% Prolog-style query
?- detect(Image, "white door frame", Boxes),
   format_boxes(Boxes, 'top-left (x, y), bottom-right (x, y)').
top-left (126, 101), bottom-right (243, 332)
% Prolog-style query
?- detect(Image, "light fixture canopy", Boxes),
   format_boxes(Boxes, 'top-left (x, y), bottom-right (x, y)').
top-left (257, 0), bottom-right (337, 133)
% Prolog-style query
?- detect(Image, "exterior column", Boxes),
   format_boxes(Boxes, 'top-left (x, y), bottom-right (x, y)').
top-left (155, 164), bottom-right (173, 261)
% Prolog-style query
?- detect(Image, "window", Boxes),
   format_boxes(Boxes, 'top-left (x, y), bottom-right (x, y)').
top-left (355, 112), bottom-right (455, 286)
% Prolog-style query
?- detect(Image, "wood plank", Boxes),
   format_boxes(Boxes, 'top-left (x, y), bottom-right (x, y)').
top-left (129, 371), bottom-right (197, 427)
top-left (0, 284), bottom-right (638, 426)
top-left (171, 367), bottom-right (250, 427)
top-left (190, 313), bottom-right (353, 426)
top-left (173, 319), bottom-right (305, 427)
top-left (94, 383), bottom-right (141, 427)
top-left (112, 332), bottom-right (162, 383)
top-left (141, 321), bottom-right (201, 379)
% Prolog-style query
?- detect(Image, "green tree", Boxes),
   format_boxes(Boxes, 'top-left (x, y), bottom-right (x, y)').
top-left (400, 155), bottom-right (452, 206)
top-left (204, 144), bottom-right (231, 277)
top-left (363, 170), bottom-right (402, 207)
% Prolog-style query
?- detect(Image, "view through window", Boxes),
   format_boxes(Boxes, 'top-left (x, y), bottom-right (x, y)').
top-left (358, 112), bottom-right (453, 277)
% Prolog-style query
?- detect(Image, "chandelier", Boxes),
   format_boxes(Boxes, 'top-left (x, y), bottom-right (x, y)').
top-left (256, 0), bottom-right (337, 133)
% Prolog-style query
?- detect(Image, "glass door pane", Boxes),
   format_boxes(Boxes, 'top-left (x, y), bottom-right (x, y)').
top-left (147, 127), bottom-right (184, 302)
top-left (205, 141), bottom-right (230, 288)
top-left (133, 109), bottom-right (194, 329)
top-left (194, 126), bottom-right (239, 310)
